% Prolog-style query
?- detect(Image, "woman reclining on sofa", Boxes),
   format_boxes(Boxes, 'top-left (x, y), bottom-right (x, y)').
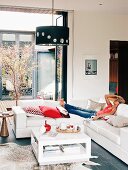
top-left (60, 94), bottom-right (125, 120)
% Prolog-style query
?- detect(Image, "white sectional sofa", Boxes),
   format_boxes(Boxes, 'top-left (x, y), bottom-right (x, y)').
top-left (12, 99), bottom-right (128, 165)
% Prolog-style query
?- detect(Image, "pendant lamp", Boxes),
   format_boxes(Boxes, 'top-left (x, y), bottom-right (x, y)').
top-left (36, 0), bottom-right (69, 46)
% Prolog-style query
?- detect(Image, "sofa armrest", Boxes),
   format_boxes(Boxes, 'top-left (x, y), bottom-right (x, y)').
top-left (12, 106), bottom-right (27, 129)
top-left (18, 99), bottom-right (45, 108)
top-left (120, 127), bottom-right (128, 152)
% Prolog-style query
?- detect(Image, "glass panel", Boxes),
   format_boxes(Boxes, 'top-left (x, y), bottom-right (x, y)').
top-left (1, 33), bottom-right (16, 99)
top-left (2, 33), bottom-right (15, 41)
top-left (19, 34), bottom-right (32, 41)
top-left (1, 32), bottom-right (34, 100)
top-left (37, 49), bottom-right (55, 100)
top-left (2, 33), bottom-right (16, 46)
top-left (19, 34), bottom-right (33, 47)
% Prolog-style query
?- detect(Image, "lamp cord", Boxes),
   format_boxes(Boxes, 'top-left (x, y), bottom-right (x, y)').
top-left (52, 0), bottom-right (54, 26)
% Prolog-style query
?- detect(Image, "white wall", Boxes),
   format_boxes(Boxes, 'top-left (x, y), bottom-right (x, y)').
top-left (69, 11), bottom-right (128, 101)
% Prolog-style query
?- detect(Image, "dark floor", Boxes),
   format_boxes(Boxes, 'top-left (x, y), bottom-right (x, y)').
top-left (0, 120), bottom-right (128, 170)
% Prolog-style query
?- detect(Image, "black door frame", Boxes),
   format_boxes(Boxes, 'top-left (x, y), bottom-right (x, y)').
top-left (110, 40), bottom-right (128, 103)
top-left (55, 12), bottom-right (68, 102)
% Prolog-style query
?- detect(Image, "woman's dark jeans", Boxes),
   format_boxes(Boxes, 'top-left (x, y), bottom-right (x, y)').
top-left (64, 103), bottom-right (96, 118)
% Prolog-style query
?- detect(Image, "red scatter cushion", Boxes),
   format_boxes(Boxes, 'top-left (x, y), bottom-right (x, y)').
top-left (39, 106), bottom-right (62, 118)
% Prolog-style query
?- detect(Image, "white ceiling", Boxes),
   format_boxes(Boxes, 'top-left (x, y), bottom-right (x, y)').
top-left (54, 0), bottom-right (128, 14)
top-left (0, 0), bottom-right (128, 15)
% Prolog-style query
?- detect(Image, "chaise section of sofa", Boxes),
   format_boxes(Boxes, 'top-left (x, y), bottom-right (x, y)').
top-left (12, 99), bottom-right (85, 138)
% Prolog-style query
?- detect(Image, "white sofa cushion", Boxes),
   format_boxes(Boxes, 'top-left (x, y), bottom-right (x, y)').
top-left (116, 104), bottom-right (128, 118)
top-left (86, 120), bottom-right (120, 145)
top-left (27, 116), bottom-right (56, 127)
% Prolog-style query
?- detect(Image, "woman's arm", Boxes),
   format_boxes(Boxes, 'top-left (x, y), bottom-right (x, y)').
top-left (105, 94), bottom-right (118, 105)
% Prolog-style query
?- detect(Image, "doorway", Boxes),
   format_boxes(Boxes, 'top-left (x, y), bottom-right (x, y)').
top-left (110, 40), bottom-right (128, 103)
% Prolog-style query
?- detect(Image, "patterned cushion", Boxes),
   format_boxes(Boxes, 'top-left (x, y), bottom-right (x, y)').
top-left (107, 115), bottom-right (128, 127)
top-left (56, 106), bottom-right (70, 118)
top-left (23, 106), bottom-right (43, 117)
top-left (86, 99), bottom-right (106, 112)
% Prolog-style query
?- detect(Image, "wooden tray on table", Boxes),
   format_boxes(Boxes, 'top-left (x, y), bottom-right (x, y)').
top-left (56, 126), bottom-right (81, 133)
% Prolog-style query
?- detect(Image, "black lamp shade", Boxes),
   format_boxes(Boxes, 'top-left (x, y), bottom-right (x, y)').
top-left (36, 26), bottom-right (69, 46)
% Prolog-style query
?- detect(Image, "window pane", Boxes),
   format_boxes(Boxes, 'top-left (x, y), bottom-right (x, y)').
top-left (2, 33), bottom-right (15, 41)
top-left (2, 33), bottom-right (16, 46)
top-left (19, 34), bottom-right (33, 42)
top-left (19, 34), bottom-right (33, 47)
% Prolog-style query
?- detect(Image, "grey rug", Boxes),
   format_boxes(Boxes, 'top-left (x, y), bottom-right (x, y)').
top-left (0, 143), bottom-right (99, 170)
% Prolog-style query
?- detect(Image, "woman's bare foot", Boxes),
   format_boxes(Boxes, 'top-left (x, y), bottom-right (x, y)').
top-left (59, 99), bottom-right (65, 107)
top-left (92, 115), bottom-right (99, 120)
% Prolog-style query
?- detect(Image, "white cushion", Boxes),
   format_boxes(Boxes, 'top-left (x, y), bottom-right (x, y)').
top-left (107, 115), bottom-right (128, 127)
top-left (116, 104), bottom-right (128, 118)
top-left (56, 106), bottom-right (69, 115)
top-left (86, 99), bottom-right (106, 112)
top-left (56, 106), bottom-right (70, 118)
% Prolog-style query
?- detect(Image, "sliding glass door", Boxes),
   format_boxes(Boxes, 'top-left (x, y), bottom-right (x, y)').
top-left (37, 49), bottom-right (55, 100)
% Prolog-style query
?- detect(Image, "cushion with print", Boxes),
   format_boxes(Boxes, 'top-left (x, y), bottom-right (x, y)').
top-left (23, 106), bottom-right (43, 117)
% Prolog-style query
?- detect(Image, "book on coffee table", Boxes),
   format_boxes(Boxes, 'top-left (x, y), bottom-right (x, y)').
top-left (43, 144), bottom-right (81, 153)
top-left (62, 144), bottom-right (81, 153)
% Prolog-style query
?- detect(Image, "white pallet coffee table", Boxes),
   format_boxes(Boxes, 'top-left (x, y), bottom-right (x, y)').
top-left (31, 127), bottom-right (91, 165)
